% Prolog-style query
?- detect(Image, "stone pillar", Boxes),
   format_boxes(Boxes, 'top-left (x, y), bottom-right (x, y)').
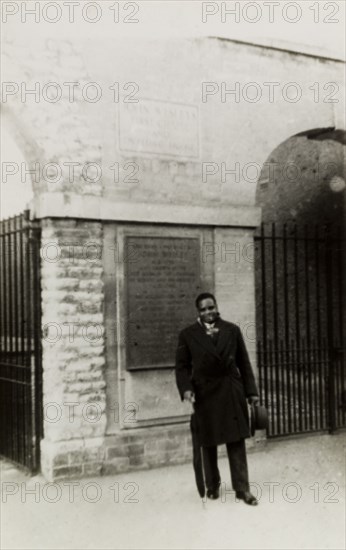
top-left (40, 219), bottom-right (107, 480)
top-left (214, 227), bottom-right (265, 449)
top-left (214, 227), bottom-right (257, 366)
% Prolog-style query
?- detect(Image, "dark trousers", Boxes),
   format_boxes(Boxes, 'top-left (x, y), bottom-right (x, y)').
top-left (202, 439), bottom-right (250, 492)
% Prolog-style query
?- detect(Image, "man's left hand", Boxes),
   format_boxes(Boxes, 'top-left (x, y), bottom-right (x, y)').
top-left (247, 395), bottom-right (259, 405)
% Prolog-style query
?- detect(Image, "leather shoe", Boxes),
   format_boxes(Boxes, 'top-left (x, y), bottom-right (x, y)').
top-left (236, 490), bottom-right (258, 506)
top-left (206, 487), bottom-right (220, 500)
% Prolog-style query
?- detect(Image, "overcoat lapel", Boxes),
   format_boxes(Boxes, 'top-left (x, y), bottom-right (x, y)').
top-left (215, 319), bottom-right (233, 356)
top-left (189, 322), bottom-right (220, 359)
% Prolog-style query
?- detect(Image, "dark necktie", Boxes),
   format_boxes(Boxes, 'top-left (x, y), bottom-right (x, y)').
top-left (210, 331), bottom-right (219, 345)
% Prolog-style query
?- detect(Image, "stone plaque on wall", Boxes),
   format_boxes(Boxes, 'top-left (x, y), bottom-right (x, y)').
top-left (125, 236), bottom-right (201, 369)
top-left (119, 99), bottom-right (199, 158)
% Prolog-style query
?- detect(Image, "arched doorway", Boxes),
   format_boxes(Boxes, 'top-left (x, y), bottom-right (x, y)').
top-left (254, 128), bottom-right (346, 437)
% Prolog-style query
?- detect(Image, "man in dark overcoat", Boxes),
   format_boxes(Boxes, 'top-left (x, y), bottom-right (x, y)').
top-left (175, 292), bottom-right (259, 505)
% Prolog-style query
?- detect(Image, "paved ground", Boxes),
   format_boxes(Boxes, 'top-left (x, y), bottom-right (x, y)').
top-left (1, 432), bottom-right (345, 550)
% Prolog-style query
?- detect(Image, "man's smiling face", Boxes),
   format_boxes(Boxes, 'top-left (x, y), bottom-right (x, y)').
top-left (198, 297), bottom-right (218, 324)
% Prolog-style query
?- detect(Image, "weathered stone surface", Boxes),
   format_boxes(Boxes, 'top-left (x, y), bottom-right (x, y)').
top-left (102, 458), bottom-right (130, 476)
top-left (40, 219), bottom-right (107, 474)
top-left (40, 420), bottom-right (267, 481)
top-left (107, 447), bottom-right (129, 460)
top-left (54, 466), bottom-right (84, 479)
top-left (3, 34), bottom-right (343, 221)
top-left (127, 444), bottom-right (145, 456)
top-left (128, 455), bottom-right (148, 468)
top-left (83, 463), bottom-right (103, 476)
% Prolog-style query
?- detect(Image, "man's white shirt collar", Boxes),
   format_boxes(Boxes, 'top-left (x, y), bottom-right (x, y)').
top-left (197, 317), bottom-right (215, 329)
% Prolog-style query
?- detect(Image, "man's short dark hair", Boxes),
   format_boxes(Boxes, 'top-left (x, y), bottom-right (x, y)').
top-left (195, 292), bottom-right (217, 309)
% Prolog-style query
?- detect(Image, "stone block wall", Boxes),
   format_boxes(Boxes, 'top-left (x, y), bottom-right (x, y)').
top-left (102, 425), bottom-right (263, 477)
top-left (43, 422), bottom-right (263, 481)
top-left (101, 425), bottom-right (192, 476)
top-left (40, 218), bottom-right (106, 480)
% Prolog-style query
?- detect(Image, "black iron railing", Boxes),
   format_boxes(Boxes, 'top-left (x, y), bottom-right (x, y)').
top-left (255, 223), bottom-right (345, 437)
top-left (0, 211), bottom-right (42, 472)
